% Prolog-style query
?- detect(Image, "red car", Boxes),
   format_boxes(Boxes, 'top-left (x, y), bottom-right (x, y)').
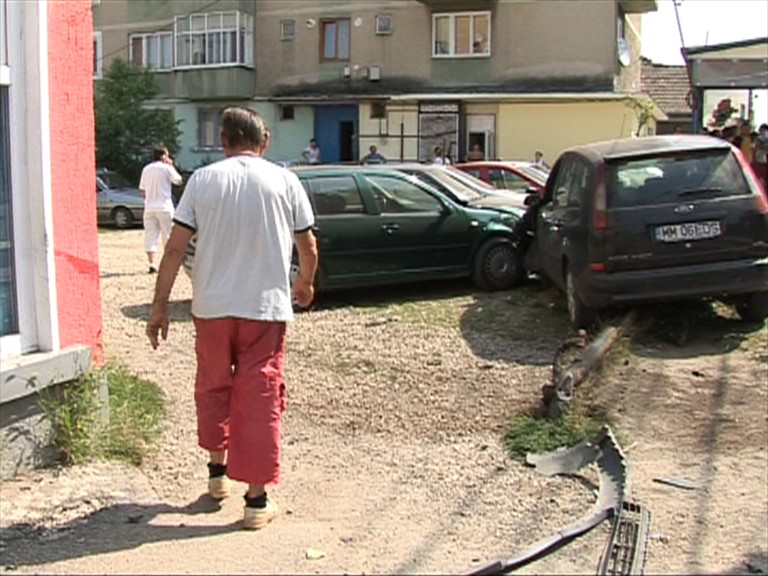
top-left (456, 161), bottom-right (549, 196)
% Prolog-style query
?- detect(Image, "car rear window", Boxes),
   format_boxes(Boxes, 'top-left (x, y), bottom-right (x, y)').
top-left (606, 150), bottom-right (750, 208)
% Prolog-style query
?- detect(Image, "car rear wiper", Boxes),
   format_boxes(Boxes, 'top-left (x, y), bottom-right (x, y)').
top-left (677, 187), bottom-right (723, 197)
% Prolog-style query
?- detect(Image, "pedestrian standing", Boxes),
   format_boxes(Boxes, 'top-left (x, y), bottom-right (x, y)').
top-left (139, 146), bottom-right (183, 273)
top-left (361, 144), bottom-right (386, 164)
top-left (532, 150), bottom-right (549, 170)
top-left (146, 107), bottom-right (318, 530)
top-left (432, 146), bottom-right (451, 165)
top-left (302, 138), bottom-right (322, 164)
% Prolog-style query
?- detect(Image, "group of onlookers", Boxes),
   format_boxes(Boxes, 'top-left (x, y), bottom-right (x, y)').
top-left (707, 120), bottom-right (768, 189)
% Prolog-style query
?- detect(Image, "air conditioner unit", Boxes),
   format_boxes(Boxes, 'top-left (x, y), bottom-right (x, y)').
top-left (368, 65), bottom-right (381, 82)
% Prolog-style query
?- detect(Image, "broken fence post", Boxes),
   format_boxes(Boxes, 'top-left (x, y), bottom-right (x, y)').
top-left (546, 326), bottom-right (621, 418)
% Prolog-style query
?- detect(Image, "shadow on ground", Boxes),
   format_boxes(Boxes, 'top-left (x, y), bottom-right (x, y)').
top-left (617, 300), bottom-right (766, 360)
top-left (312, 277), bottom-right (478, 311)
top-left (121, 299), bottom-right (192, 323)
top-left (0, 495), bottom-right (235, 569)
top-left (719, 550), bottom-right (768, 575)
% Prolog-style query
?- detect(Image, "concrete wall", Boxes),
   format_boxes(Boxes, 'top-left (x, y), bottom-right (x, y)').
top-left (0, 392), bottom-right (56, 480)
top-left (497, 99), bottom-right (647, 162)
top-left (254, 0), bottom-right (432, 94)
top-left (172, 101), bottom-right (300, 171)
top-left (267, 105), bottom-right (316, 162)
top-left (491, 0), bottom-right (614, 86)
top-left (48, 0), bottom-right (103, 362)
top-left (614, 13), bottom-right (644, 93)
top-left (254, 0), bottom-right (624, 94)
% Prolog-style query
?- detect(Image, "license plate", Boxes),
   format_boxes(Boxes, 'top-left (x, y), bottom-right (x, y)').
top-left (655, 220), bottom-right (721, 243)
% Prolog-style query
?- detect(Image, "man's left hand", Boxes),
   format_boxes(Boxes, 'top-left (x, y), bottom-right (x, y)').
top-left (147, 307), bottom-right (170, 349)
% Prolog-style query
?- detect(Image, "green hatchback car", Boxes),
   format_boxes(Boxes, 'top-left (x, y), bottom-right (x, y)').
top-left (292, 165), bottom-right (532, 292)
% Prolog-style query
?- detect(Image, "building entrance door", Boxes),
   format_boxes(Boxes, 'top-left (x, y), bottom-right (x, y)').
top-left (314, 105), bottom-right (358, 164)
top-left (466, 114), bottom-right (495, 161)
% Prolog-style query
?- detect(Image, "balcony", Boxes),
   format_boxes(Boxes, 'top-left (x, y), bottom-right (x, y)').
top-left (619, 0), bottom-right (657, 14)
top-left (153, 66), bottom-right (255, 100)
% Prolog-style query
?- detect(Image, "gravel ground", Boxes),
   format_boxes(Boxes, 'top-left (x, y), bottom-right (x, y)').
top-left (0, 228), bottom-right (766, 575)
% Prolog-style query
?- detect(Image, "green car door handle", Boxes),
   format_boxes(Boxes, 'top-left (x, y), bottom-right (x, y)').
top-left (382, 223), bottom-right (400, 234)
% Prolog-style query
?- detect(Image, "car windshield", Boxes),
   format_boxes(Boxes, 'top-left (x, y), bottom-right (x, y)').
top-left (607, 150), bottom-right (750, 208)
top-left (421, 167), bottom-right (484, 202)
top-left (402, 166), bottom-right (479, 204)
top-left (99, 170), bottom-right (132, 190)
top-left (443, 166), bottom-right (496, 193)
top-left (511, 165), bottom-right (548, 187)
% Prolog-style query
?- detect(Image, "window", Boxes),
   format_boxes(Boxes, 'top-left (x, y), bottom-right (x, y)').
top-left (93, 31), bottom-right (102, 79)
top-left (366, 175), bottom-right (442, 213)
top-left (432, 12), bottom-right (490, 58)
top-left (175, 11), bottom-right (253, 68)
top-left (280, 105), bottom-right (295, 121)
top-left (375, 14), bottom-right (393, 35)
top-left (0, 85), bottom-right (17, 337)
top-left (130, 32), bottom-right (173, 70)
top-left (551, 159), bottom-right (576, 206)
top-left (198, 109), bottom-right (222, 149)
top-left (321, 18), bottom-right (350, 61)
top-left (307, 176), bottom-right (364, 215)
top-left (488, 169), bottom-right (524, 190)
top-left (370, 102), bottom-right (386, 119)
top-left (280, 19), bottom-right (295, 41)
top-left (608, 151), bottom-right (749, 208)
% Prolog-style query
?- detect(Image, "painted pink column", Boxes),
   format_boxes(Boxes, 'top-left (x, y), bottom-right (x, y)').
top-left (47, 0), bottom-right (104, 364)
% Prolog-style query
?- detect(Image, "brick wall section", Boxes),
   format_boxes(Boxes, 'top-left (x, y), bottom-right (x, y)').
top-left (47, 0), bottom-right (104, 363)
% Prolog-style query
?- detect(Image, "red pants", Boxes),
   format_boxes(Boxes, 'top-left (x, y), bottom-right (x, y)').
top-left (193, 316), bottom-right (287, 486)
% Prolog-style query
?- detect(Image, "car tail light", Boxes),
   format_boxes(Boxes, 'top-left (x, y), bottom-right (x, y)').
top-left (589, 262), bottom-right (606, 272)
top-left (733, 147), bottom-right (768, 215)
top-left (592, 162), bottom-right (609, 229)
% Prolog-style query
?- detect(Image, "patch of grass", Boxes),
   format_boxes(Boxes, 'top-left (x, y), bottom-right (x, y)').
top-left (504, 404), bottom-right (608, 459)
top-left (365, 297), bottom-right (470, 329)
top-left (503, 325), bottom-right (627, 459)
top-left (39, 362), bottom-right (165, 466)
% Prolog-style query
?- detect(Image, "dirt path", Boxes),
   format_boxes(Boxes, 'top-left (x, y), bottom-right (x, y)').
top-left (0, 229), bottom-right (766, 575)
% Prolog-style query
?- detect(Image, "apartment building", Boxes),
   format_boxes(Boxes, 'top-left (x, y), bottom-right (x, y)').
top-left (93, 0), bottom-right (659, 171)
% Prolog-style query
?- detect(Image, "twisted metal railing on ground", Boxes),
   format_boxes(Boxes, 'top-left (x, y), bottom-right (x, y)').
top-left (467, 427), bottom-right (650, 576)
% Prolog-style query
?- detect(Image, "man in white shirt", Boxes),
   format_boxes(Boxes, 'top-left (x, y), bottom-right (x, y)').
top-left (432, 146), bottom-right (451, 166)
top-left (302, 138), bottom-right (322, 164)
top-left (146, 107), bottom-right (318, 531)
top-left (533, 150), bottom-right (550, 170)
top-left (139, 146), bottom-right (182, 273)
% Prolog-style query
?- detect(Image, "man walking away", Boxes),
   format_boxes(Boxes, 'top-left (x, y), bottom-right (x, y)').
top-left (146, 107), bottom-right (318, 530)
top-left (140, 146), bottom-right (183, 273)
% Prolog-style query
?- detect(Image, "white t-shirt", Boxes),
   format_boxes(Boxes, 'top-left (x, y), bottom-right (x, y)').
top-left (304, 145), bottom-right (321, 164)
top-left (433, 157), bottom-right (451, 166)
top-left (174, 156), bottom-right (315, 322)
top-left (139, 161), bottom-right (182, 213)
